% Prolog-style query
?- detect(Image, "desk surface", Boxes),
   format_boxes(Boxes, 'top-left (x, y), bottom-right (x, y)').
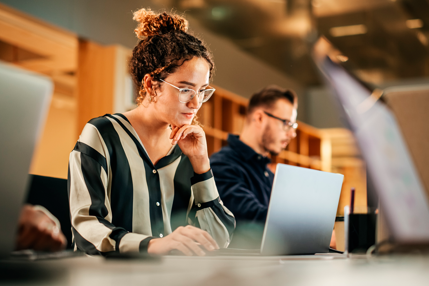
top-left (1, 254), bottom-right (429, 286)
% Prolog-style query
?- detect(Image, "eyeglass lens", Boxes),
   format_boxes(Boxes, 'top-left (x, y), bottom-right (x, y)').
top-left (284, 122), bottom-right (298, 130)
top-left (179, 89), bottom-right (214, 103)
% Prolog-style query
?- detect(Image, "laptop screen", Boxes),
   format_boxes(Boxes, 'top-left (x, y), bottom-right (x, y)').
top-left (0, 63), bottom-right (52, 257)
top-left (313, 38), bottom-right (429, 244)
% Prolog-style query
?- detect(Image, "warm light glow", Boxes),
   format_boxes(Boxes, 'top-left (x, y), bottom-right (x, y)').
top-left (406, 19), bottom-right (423, 29)
top-left (329, 24), bottom-right (367, 37)
top-left (273, 15), bottom-right (313, 38)
top-left (180, 0), bottom-right (206, 9)
top-left (311, 0), bottom-right (321, 8)
top-left (336, 55), bottom-right (349, 62)
top-left (417, 31), bottom-right (428, 46)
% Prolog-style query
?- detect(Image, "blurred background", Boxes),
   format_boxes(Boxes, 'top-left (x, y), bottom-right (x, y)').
top-left (1, 0), bottom-right (428, 221)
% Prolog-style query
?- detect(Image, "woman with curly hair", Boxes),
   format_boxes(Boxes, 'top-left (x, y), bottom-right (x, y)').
top-left (68, 8), bottom-right (235, 256)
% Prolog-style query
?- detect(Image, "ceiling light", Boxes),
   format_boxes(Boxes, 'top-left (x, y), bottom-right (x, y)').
top-left (179, 0), bottom-right (206, 9)
top-left (329, 24), bottom-right (367, 37)
top-left (211, 7), bottom-right (231, 20)
top-left (416, 31), bottom-right (428, 46)
top-left (336, 55), bottom-right (348, 62)
top-left (406, 19), bottom-right (423, 29)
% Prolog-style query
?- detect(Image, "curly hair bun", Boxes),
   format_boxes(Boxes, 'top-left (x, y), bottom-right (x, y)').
top-left (133, 8), bottom-right (188, 39)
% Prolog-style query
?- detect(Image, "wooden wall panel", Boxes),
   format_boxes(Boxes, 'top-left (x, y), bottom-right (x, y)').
top-left (30, 93), bottom-right (77, 179)
top-left (0, 4), bottom-right (79, 179)
top-left (212, 94), bottom-right (223, 151)
top-left (335, 164), bottom-right (367, 215)
top-left (0, 3), bottom-right (77, 73)
top-left (77, 41), bottom-right (117, 133)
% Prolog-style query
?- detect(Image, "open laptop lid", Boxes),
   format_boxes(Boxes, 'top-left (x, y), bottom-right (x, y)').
top-left (312, 37), bottom-right (429, 244)
top-left (261, 164), bottom-right (343, 255)
top-left (0, 62), bottom-right (52, 258)
top-left (383, 86), bottom-right (429, 201)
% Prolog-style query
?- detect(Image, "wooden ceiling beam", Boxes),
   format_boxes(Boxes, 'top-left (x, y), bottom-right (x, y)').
top-left (0, 6), bottom-right (77, 72)
top-left (16, 58), bottom-right (75, 73)
top-left (0, 4), bottom-right (76, 48)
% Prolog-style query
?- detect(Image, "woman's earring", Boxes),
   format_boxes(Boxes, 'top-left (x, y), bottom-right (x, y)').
top-left (148, 95), bottom-right (157, 103)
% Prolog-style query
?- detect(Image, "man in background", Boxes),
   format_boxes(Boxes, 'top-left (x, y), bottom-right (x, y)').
top-left (210, 85), bottom-right (298, 248)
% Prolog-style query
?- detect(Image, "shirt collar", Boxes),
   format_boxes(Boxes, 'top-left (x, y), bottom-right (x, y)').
top-left (113, 113), bottom-right (183, 169)
top-left (227, 134), bottom-right (271, 164)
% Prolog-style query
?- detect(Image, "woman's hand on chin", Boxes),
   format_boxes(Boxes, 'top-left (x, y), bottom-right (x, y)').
top-left (170, 125), bottom-right (210, 174)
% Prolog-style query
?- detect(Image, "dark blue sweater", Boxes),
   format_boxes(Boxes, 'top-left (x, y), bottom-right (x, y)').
top-left (210, 134), bottom-right (274, 247)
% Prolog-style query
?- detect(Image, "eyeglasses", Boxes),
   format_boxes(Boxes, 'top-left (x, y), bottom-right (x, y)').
top-left (160, 79), bottom-right (215, 104)
top-left (263, 111), bottom-right (298, 131)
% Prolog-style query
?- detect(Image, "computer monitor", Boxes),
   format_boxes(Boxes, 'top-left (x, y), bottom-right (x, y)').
top-left (313, 38), bottom-right (429, 244)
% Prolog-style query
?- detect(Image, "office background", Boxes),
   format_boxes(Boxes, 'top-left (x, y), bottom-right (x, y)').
top-left (1, 0), bottom-right (428, 220)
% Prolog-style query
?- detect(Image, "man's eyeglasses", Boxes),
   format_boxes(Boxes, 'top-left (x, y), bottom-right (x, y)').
top-left (263, 111), bottom-right (298, 131)
top-left (160, 79), bottom-right (215, 104)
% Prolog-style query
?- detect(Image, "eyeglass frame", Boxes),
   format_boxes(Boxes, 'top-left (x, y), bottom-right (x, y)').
top-left (159, 79), bottom-right (215, 104)
top-left (263, 111), bottom-right (298, 131)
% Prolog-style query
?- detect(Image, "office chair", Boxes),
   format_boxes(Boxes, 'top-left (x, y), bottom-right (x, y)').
top-left (25, 175), bottom-right (72, 249)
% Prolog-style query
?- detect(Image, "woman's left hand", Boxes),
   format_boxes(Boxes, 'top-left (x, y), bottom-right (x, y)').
top-left (170, 125), bottom-right (210, 174)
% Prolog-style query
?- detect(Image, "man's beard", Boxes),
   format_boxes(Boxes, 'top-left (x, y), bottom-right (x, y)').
top-left (261, 125), bottom-right (281, 156)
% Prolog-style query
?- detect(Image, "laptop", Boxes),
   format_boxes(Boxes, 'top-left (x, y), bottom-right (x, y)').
top-left (313, 37), bottom-right (429, 246)
top-left (201, 164), bottom-right (344, 256)
top-left (0, 62), bottom-right (52, 259)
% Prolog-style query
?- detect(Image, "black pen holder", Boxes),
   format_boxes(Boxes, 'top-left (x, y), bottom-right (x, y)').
top-left (345, 212), bottom-right (377, 254)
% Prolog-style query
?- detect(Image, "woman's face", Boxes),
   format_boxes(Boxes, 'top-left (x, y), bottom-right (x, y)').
top-left (152, 57), bottom-right (210, 127)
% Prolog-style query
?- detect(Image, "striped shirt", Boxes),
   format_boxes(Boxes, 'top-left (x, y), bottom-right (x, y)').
top-left (68, 114), bottom-right (235, 255)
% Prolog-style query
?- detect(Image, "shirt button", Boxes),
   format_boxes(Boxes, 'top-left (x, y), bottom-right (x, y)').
top-left (264, 171), bottom-right (269, 177)
top-left (159, 233), bottom-right (163, 238)
top-left (197, 203), bottom-right (201, 208)
top-left (257, 156), bottom-right (261, 160)
top-left (152, 169), bottom-right (157, 174)
top-left (156, 202), bottom-right (160, 207)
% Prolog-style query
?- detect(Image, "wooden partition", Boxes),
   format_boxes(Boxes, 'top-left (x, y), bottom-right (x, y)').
top-left (77, 41), bottom-right (117, 132)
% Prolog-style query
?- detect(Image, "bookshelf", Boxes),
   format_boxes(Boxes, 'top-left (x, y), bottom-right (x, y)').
top-left (199, 86), bottom-right (367, 216)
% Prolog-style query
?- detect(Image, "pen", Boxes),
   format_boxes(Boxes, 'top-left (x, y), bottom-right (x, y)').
top-left (350, 188), bottom-right (355, 214)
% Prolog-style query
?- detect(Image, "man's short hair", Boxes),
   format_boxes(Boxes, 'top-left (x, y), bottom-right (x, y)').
top-left (247, 85), bottom-right (297, 115)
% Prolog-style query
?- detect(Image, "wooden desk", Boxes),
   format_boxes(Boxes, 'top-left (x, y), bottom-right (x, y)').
top-left (1, 254), bottom-right (429, 286)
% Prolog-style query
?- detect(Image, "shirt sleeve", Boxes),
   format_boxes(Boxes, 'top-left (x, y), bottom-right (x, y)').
top-left (188, 169), bottom-right (235, 248)
top-left (211, 162), bottom-right (268, 223)
top-left (68, 123), bottom-right (154, 255)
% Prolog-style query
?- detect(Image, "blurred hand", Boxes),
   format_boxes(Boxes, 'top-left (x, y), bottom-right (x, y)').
top-left (15, 204), bottom-right (67, 252)
top-left (147, 225), bottom-right (219, 256)
top-left (170, 125), bottom-right (210, 174)
top-left (330, 229), bottom-right (336, 249)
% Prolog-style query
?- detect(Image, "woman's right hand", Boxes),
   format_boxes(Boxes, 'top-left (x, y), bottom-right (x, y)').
top-left (147, 225), bottom-right (219, 256)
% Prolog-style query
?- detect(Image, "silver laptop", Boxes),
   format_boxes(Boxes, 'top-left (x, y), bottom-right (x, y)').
top-left (260, 164), bottom-right (343, 255)
top-left (0, 62), bottom-right (52, 259)
top-left (203, 163), bottom-right (343, 256)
